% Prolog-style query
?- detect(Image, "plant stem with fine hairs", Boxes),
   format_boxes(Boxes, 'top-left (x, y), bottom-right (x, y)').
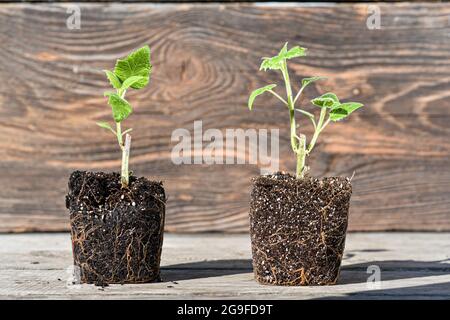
top-left (121, 134), bottom-right (131, 188)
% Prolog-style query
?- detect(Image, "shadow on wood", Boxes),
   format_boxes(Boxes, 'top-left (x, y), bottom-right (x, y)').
top-left (316, 282), bottom-right (450, 300)
top-left (339, 259), bottom-right (450, 285)
top-left (161, 259), bottom-right (253, 282)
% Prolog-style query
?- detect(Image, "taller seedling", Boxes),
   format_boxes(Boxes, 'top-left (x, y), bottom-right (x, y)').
top-left (248, 43), bottom-right (363, 178)
top-left (97, 45), bottom-right (152, 188)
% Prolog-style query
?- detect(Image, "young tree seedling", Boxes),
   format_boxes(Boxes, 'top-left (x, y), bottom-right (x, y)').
top-left (248, 43), bottom-right (363, 179)
top-left (97, 45), bottom-right (152, 188)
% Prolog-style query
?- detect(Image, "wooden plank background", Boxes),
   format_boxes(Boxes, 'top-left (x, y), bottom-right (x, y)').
top-left (0, 1), bottom-right (443, 2)
top-left (0, 2), bottom-right (449, 232)
top-left (0, 1), bottom-right (439, 2)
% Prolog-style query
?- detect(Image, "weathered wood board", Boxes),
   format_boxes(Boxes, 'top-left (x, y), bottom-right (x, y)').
top-left (0, 3), bottom-right (450, 232)
top-left (1, 233), bottom-right (450, 299)
top-left (0, 0), bottom-right (439, 3)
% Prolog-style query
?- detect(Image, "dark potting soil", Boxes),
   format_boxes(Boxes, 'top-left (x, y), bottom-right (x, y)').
top-left (66, 171), bottom-right (166, 286)
top-left (250, 172), bottom-right (352, 286)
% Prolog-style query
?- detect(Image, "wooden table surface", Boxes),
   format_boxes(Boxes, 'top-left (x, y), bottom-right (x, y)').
top-left (0, 233), bottom-right (449, 299)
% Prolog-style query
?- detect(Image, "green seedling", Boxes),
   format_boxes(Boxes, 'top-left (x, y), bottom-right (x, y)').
top-left (97, 45), bottom-right (152, 188)
top-left (248, 43), bottom-right (363, 179)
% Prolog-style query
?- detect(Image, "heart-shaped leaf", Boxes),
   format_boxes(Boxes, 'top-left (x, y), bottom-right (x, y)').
top-left (114, 45), bottom-right (151, 89)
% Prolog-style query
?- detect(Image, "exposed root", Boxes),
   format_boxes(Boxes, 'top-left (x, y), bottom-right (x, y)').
top-left (66, 171), bottom-right (166, 285)
top-left (250, 172), bottom-right (351, 286)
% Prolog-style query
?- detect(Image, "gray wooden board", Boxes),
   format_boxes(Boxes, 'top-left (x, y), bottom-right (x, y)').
top-left (0, 233), bottom-right (449, 299)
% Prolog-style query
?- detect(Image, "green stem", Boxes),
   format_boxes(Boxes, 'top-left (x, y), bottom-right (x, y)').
top-left (121, 134), bottom-right (131, 188)
top-left (282, 61), bottom-right (298, 154)
top-left (296, 109), bottom-right (317, 129)
top-left (282, 60), bottom-right (307, 178)
top-left (268, 90), bottom-right (287, 105)
top-left (289, 107), bottom-right (298, 154)
top-left (307, 107), bottom-right (327, 153)
top-left (320, 118), bottom-right (331, 133)
top-left (116, 122), bottom-right (123, 147)
top-left (116, 88), bottom-right (131, 188)
top-left (293, 86), bottom-right (304, 105)
top-left (282, 61), bottom-right (293, 100)
top-left (296, 134), bottom-right (306, 178)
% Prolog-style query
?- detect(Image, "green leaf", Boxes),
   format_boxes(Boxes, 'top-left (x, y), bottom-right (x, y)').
top-left (329, 108), bottom-right (348, 121)
top-left (301, 76), bottom-right (327, 89)
top-left (311, 92), bottom-right (340, 108)
top-left (96, 121), bottom-right (115, 133)
top-left (248, 84), bottom-right (277, 110)
top-left (120, 76), bottom-right (147, 91)
top-left (260, 43), bottom-right (287, 71)
top-left (279, 42), bottom-right (288, 55)
top-left (260, 43), bottom-right (307, 71)
top-left (114, 45), bottom-right (151, 89)
top-left (104, 92), bottom-right (132, 122)
top-left (260, 55), bottom-right (284, 71)
top-left (330, 102), bottom-right (364, 121)
top-left (285, 46), bottom-right (307, 60)
top-left (104, 70), bottom-right (122, 89)
top-left (339, 102), bottom-right (364, 114)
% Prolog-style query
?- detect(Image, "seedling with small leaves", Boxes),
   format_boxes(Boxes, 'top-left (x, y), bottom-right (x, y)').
top-left (248, 43), bottom-right (363, 178)
top-left (97, 45), bottom-right (152, 188)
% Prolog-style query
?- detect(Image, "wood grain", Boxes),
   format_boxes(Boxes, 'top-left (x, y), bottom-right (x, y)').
top-left (2, 0), bottom-right (438, 2)
top-left (0, 3), bottom-right (450, 232)
top-left (1, 233), bottom-right (450, 299)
